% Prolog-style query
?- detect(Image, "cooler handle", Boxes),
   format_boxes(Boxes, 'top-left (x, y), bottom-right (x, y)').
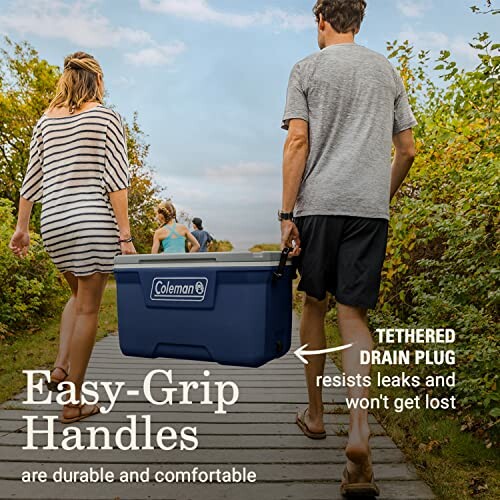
top-left (272, 247), bottom-right (292, 282)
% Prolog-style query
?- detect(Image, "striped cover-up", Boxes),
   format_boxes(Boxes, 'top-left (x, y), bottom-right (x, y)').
top-left (20, 105), bottom-right (130, 276)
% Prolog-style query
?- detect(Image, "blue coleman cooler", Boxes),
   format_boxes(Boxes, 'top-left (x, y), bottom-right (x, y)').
top-left (113, 250), bottom-right (294, 367)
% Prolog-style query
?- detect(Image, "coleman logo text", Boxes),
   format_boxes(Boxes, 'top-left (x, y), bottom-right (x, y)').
top-left (150, 277), bottom-right (208, 302)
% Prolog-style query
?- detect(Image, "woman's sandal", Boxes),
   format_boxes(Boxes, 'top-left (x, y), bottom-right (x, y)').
top-left (340, 465), bottom-right (380, 497)
top-left (46, 367), bottom-right (69, 392)
top-left (60, 403), bottom-right (101, 424)
top-left (296, 408), bottom-right (327, 440)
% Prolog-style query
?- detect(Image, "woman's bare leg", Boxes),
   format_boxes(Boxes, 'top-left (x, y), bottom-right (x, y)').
top-left (62, 273), bottom-right (109, 419)
top-left (51, 272), bottom-right (78, 382)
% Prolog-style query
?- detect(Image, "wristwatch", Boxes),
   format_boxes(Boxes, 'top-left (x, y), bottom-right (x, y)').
top-left (278, 210), bottom-right (294, 222)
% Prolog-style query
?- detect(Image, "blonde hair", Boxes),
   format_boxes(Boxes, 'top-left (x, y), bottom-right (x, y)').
top-left (48, 52), bottom-right (104, 113)
top-left (157, 201), bottom-right (177, 225)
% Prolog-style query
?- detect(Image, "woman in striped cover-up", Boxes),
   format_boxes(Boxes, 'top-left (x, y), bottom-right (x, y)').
top-left (9, 52), bottom-right (136, 424)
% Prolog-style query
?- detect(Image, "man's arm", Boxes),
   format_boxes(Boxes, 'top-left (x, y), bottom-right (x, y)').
top-left (281, 119), bottom-right (310, 255)
top-left (390, 129), bottom-right (416, 200)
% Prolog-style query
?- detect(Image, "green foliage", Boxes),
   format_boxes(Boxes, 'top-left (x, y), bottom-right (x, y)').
top-left (375, 32), bottom-right (499, 444)
top-left (0, 199), bottom-right (66, 336)
top-left (249, 243), bottom-right (281, 252)
top-left (0, 38), bottom-right (60, 227)
top-left (210, 240), bottom-right (234, 252)
top-left (470, 0), bottom-right (500, 15)
top-left (0, 283), bottom-right (117, 403)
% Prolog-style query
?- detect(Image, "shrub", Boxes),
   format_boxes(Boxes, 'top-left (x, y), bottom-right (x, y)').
top-left (0, 198), bottom-right (66, 336)
top-left (249, 244), bottom-right (281, 252)
top-left (371, 35), bottom-right (499, 445)
top-left (210, 240), bottom-right (234, 252)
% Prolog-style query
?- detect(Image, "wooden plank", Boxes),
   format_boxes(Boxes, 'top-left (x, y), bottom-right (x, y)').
top-left (0, 420), bottom-right (25, 433)
top-left (0, 447), bottom-right (406, 464)
top-left (83, 373), bottom-right (311, 380)
top-left (81, 366), bottom-right (307, 373)
top-left (0, 462), bottom-right (418, 481)
top-left (0, 434), bottom-right (393, 449)
top-left (0, 410), bottom-right (378, 425)
top-left (8, 388), bottom-right (342, 398)
top-left (9, 391), bottom-right (347, 404)
top-left (87, 353), bottom-right (304, 362)
top-left (50, 381), bottom-right (317, 388)
top-left (19, 375), bottom-right (317, 384)
top-left (0, 421), bottom-right (385, 437)
top-left (2, 402), bottom-right (349, 413)
top-left (0, 480), bottom-right (435, 499)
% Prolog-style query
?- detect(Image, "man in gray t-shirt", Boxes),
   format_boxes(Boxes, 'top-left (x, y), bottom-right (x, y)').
top-left (279, 1), bottom-right (416, 496)
top-left (282, 41), bottom-right (417, 220)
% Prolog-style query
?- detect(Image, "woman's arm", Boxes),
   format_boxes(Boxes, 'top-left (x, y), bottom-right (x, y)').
top-left (182, 226), bottom-right (200, 253)
top-left (108, 189), bottom-right (136, 255)
top-left (16, 197), bottom-right (33, 233)
top-left (9, 197), bottom-right (34, 257)
top-left (151, 230), bottom-right (162, 254)
top-left (108, 189), bottom-right (131, 239)
top-left (11, 122), bottom-right (43, 258)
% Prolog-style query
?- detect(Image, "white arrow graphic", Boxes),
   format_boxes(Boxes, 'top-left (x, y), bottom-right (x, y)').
top-left (294, 343), bottom-right (353, 365)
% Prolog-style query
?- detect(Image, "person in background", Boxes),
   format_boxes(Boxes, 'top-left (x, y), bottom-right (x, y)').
top-left (9, 51), bottom-right (135, 424)
top-left (280, 0), bottom-right (417, 497)
top-left (151, 201), bottom-right (200, 254)
top-left (191, 217), bottom-right (214, 253)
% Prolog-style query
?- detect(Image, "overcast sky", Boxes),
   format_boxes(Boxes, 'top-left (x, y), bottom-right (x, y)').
top-left (0, 0), bottom-right (497, 249)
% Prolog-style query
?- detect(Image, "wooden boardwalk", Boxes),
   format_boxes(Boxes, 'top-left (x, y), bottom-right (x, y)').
top-left (0, 316), bottom-right (434, 499)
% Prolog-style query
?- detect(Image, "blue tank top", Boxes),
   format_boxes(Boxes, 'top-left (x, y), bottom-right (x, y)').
top-left (161, 223), bottom-right (186, 253)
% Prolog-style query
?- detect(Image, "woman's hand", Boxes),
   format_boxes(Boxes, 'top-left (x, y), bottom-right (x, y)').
top-left (9, 229), bottom-right (30, 258)
top-left (183, 226), bottom-right (201, 253)
top-left (120, 241), bottom-right (137, 255)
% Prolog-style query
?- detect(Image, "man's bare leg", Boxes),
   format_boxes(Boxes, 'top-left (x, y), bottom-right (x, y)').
top-left (337, 302), bottom-right (373, 481)
top-left (300, 294), bottom-right (329, 433)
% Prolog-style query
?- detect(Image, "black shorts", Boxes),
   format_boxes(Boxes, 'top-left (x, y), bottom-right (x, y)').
top-left (293, 215), bottom-right (389, 309)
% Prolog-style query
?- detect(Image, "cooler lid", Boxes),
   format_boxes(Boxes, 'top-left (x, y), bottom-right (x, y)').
top-left (114, 251), bottom-right (292, 268)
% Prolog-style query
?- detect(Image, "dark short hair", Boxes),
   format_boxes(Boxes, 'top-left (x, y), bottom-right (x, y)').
top-left (313, 0), bottom-right (367, 33)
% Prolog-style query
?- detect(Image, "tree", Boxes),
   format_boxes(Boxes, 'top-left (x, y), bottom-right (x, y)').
top-left (0, 38), bottom-right (59, 225)
top-left (125, 113), bottom-right (165, 253)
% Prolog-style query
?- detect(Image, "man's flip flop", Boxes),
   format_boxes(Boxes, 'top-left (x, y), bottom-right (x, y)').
top-left (340, 465), bottom-right (380, 497)
top-left (295, 409), bottom-right (327, 440)
top-left (46, 367), bottom-right (69, 392)
top-left (60, 403), bottom-right (101, 424)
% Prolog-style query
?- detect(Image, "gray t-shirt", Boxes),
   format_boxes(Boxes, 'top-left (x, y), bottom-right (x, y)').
top-left (282, 43), bottom-right (417, 220)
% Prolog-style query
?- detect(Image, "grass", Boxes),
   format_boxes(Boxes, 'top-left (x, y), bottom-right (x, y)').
top-left (249, 243), bottom-right (281, 252)
top-left (0, 282), bottom-right (118, 404)
top-left (323, 312), bottom-right (500, 500)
